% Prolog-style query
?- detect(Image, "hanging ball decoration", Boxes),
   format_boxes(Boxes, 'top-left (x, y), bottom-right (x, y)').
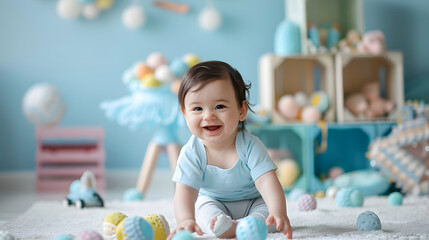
top-left (57, 0), bottom-right (82, 19)
top-left (147, 52), bottom-right (168, 70)
top-left (82, 4), bottom-right (100, 19)
top-left (122, 5), bottom-right (145, 29)
top-left (155, 65), bottom-right (176, 84)
top-left (96, 0), bottom-right (114, 10)
top-left (183, 54), bottom-right (201, 68)
top-left (198, 7), bottom-right (222, 31)
top-left (170, 58), bottom-right (190, 78)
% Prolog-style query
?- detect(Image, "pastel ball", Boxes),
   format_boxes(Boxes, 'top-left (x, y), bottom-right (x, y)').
top-left (170, 58), bottom-right (189, 78)
top-left (326, 186), bottom-right (338, 199)
top-left (277, 95), bottom-right (299, 120)
top-left (135, 62), bottom-right (154, 80)
top-left (199, 7), bottom-right (222, 31)
top-left (236, 216), bottom-right (267, 240)
top-left (146, 52), bottom-right (168, 69)
top-left (123, 216), bottom-right (154, 240)
top-left (329, 166), bottom-right (344, 180)
top-left (57, 0), bottom-right (82, 20)
top-left (310, 91), bottom-right (329, 113)
top-left (388, 192), bottom-right (403, 206)
top-left (0, 231), bottom-right (15, 240)
top-left (356, 211), bottom-right (382, 231)
top-left (122, 5), bottom-right (145, 29)
top-left (336, 188), bottom-right (364, 207)
top-left (294, 92), bottom-right (307, 107)
top-left (104, 211), bottom-right (127, 239)
top-left (143, 213), bottom-right (170, 240)
top-left (142, 73), bottom-right (162, 88)
top-left (75, 230), bottom-right (103, 240)
top-left (155, 65), bottom-right (176, 83)
top-left (82, 4), bottom-right (100, 20)
top-left (123, 188), bottom-right (144, 202)
top-left (54, 234), bottom-right (73, 240)
top-left (277, 159), bottom-right (300, 188)
top-left (297, 194), bottom-right (317, 211)
top-left (96, 0), bottom-right (114, 10)
top-left (287, 188), bottom-right (306, 202)
top-left (301, 106), bottom-right (321, 123)
top-left (172, 230), bottom-right (195, 240)
top-left (183, 54), bottom-right (201, 67)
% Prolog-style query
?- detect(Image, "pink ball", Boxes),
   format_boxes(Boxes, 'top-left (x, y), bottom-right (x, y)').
top-left (146, 52), bottom-right (168, 69)
top-left (75, 230), bottom-right (103, 240)
top-left (277, 95), bottom-right (299, 120)
top-left (297, 194), bottom-right (317, 211)
top-left (329, 167), bottom-right (344, 180)
top-left (301, 106), bottom-right (321, 123)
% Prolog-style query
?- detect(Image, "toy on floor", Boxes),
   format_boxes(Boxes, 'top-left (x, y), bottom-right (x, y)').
top-left (123, 188), bottom-right (144, 202)
top-left (100, 52), bottom-right (201, 196)
top-left (103, 212), bottom-right (128, 240)
top-left (172, 230), bottom-right (195, 240)
top-left (287, 188), bottom-right (306, 201)
top-left (335, 187), bottom-right (364, 207)
top-left (388, 192), bottom-right (403, 206)
top-left (75, 230), bottom-right (103, 240)
top-left (63, 170), bottom-right (104, 209)
top-left (236, 216), bottom-right (267, 240)
top-left (297, 194), bottom-right (317, 211)
top-left (143, 213), bottom-right (170, 240)
top-left (121, 216), bottom-right (154, 240)
top-left (356, 211), bottom-right (382, 231)
top-left (54, 234), bottom-right (73, 240)
top-left (0, 231), bottom-right (15, 240)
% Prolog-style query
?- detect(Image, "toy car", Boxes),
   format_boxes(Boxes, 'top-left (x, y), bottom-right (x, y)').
top-left (63, 170), bottom-right (104, 209)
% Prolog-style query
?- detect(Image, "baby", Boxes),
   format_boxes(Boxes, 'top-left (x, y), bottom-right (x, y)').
top-left (167, 61), bottom-right (292, 239)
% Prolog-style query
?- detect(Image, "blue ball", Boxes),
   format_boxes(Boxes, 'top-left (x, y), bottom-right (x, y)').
top-left (123, 188), bottom-right (144, 202)
top-left (388, 192), bottom-right (403, 206)
top-left (170, 58), bottom-right (189, 78)
top-left (54, 234), bottom-right (73, 240)
top-left (236, 216), bottom-right (267, 240)
top-left (123, 216), bottom-right (154, 240)
top-left (356, 211), bottom-right (382, 231)
top-left (172, 230), bottom-right (195, 240)
top-left (336, 188), bottom-right (364, 207)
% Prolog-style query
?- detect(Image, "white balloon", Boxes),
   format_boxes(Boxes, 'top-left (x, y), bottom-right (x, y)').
top-left (199, 7), bottom-right (222, 31)
top-left (154, 65), bottom-right (175, 83)
top-left (82, 4), bottom-right (100, 20)
top-left (122, 5), bottom-right (145, 29)
top-left (57, 0), bottom-right (82, 19)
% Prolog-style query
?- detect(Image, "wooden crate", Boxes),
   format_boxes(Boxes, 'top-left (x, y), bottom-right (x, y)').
top-left (259, 53), bottom-right (336, 123)
top-left (335, 51), bottom-right (404, 122)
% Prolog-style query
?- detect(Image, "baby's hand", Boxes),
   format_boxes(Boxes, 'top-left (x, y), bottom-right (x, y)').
top-left (266, 214), bottom-right (292, 239)
top-left (167, 219), bottom-right (203, 240)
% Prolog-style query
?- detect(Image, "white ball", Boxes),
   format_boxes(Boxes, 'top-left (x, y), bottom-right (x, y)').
top-left (22, 84), bottom-right (67, 126)
top-left (57, 0), bottom-right (82, 19)
top-left (294, 92), bottom-right (307, 107)
top-left (82, 4), bottom-right (100, 20)
top-left (154, 65), bottom-right (176, 83)
top-left (122, 5), bottom-right (145, 29)
top-left (301, 106), bottom-right (321, 123)
top-left (198, 7), bottom-right (222, 31)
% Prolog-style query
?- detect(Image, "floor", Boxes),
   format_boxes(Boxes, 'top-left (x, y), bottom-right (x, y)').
top-left (0, 169), bottom-right (175, 225)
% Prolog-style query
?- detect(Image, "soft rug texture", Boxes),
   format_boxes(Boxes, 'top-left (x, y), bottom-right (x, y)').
top-left (2, 196), bottom-right (429, 240)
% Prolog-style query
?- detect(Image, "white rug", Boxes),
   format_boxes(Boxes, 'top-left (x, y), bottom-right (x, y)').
top-left (2, 196), bottom-right (429, 240)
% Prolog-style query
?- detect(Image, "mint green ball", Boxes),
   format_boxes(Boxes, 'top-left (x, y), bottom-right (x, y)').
top-left (388, 192), bottom-right (403, 206)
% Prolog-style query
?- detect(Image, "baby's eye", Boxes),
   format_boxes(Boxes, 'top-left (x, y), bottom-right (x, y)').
top-left (193, 107), bottom-right (203, 111)
top-left (215, 105), bottom-right (226, 110)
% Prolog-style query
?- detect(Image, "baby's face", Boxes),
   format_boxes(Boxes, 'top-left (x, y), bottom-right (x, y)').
top-left (181, 79), bottom-right (247, 147)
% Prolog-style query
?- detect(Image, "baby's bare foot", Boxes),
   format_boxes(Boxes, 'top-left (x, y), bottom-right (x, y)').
top-left (210, 215), bottom-right (218, 231)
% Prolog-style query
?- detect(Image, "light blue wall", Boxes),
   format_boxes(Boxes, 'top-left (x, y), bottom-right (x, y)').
top-left (1, 0), bottom-right (428, 171)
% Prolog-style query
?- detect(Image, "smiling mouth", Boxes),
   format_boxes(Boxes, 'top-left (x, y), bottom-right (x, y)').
top-left (204, 125), bottom-right (221, 132)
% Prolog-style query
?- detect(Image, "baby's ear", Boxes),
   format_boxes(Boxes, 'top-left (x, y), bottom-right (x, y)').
top-left (180, 106), bottom-right (186, 115)
top-left (239, 101), bottom-right (249, 121)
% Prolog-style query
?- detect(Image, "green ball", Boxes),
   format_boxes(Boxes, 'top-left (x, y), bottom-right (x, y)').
top-left (388, 192), bottom-right (403, 206)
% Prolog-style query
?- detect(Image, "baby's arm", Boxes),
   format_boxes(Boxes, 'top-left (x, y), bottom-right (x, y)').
top-left (255, 170), bottom-right (293, 239)
top-left (167, 183), bottom-right (203, 240)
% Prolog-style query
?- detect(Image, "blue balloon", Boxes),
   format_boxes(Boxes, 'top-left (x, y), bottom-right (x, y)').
top-left (170, 58), bottom-right (189, 78)
top-left (274, 19), bottom-right (301, 56)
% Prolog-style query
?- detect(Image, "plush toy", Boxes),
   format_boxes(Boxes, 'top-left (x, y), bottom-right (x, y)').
top-left (358, 30), bottom-right (386, 54)
top-left (362, 82), bottom-right (394, 118)
top-left (338, 29), bottom-right (361, 53)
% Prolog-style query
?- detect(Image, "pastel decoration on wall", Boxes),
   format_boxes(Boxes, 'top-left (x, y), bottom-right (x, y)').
top-left (153, 1), bottom-right (189, 14)
top-left (57, 0), bottom-right (114, 20)
top-left (22, 83), bottom-right (67, 127)
top-left (122, 4), bottom-right (145, 29)
top-left (274, 19), bottom-right (301, 56)
top-left (199, 6), bottom-right (222, 31)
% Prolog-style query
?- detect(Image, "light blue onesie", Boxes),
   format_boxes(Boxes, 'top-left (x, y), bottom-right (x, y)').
top-left (172, 129), bottom-right (278, 235)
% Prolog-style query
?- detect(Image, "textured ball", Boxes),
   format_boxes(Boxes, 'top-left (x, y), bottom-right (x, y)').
top-left (122, 216), bottom-right (154, 240)
top-left (356, 211), bottom-right (382, 231)
top-left (123, 188), bottom-right (144, 202)
top-left (236, 216), bottom-right (267, 240)
top-left (172, 230), bottom-right (195, 240)
top-left (57, 0), bottom-right (82, 19)
top-left (103, 212), bottom-right (128, 239)
top-left (301, 106), bottom-right (321, 123)
top-left (388, 192), bottom-right (403, 206)
top-left (326, 186), bottom-right (339, 199)
top-left (135, 63), bottom-right (154, 80)
top-left (122, 5), bottom-right (145, 29)
top-left (183, 54), bottom-right (201, 68)
top-left (143, 213), bottom-right (170, 240)
top-left (170, 58), bottom-right (189, 78)
top-left (277, 159), bottom-right (300, 188)
top-left (287, 188), bottom-right (306, 201)
top-left (146, 52), bottom-right (168, 69)
top-left (309, 91), bottom-right (329, 113)
top-left (54, 234), bottom-right (73, 240)
top-left (336, 188), bottom-right (364, 207)
top-left (297, 194), bottom-right (317, 211)
top-left (116, 220), bottom-right (126, 240)
top-left (75, 230), bottom-right (103, 240)
top-left (198, 7), bottom-right (222, 31)
top-left (277, 95), bottom-right (299, 120)
top-left (154, 65), bottom-right (176, 84)
top-left (0, 231), bottom-right (15, 240)
top-left (22, 83), bottom-right (67, 126)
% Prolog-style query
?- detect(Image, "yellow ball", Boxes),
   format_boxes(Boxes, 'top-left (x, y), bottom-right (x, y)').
top-left (135, 63), bottom-right (154, 81)
top-left (103, 212), bottom-right (128, 239)
top-left (143, 213), bottom-right (170, 240)
top-left (277, 159), bottom-right (300, 188)
top-left (142, 73), bottom-right (161, 88)
top-left (96, 0), bottom-right (114, 10)
top-left (183, 54), bottom-right (200, 67)
top-left (116, 220), bottom-right (126, 240)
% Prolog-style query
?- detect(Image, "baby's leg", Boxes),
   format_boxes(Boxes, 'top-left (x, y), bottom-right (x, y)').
top-left (195, 195), bottom-right (236, 237)
top-left (247, 197), bottom-right (278, 233)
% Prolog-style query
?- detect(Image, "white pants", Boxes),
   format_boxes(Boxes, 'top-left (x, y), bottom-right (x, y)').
top-left (195, 195), bottom-right (277, 235)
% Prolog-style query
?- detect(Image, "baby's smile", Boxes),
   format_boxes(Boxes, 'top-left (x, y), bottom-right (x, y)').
top-left (203, 125), bottom-right (221, 132)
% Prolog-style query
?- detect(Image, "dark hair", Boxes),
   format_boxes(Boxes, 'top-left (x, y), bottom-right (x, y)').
top-left (178, 60), bottom-right (252, 129)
